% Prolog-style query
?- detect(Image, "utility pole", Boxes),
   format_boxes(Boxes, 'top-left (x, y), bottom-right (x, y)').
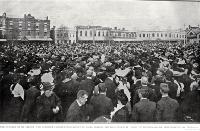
top-left (91, 20), bottom-right (95, 45)
top-left (184, 24), bottom-right (186, 47)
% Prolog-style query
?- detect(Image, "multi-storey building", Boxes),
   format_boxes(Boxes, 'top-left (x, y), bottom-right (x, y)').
top-left (0, 12), bottom-right (51, 42)
top-left (76, 25), bottom-right (112, 43)
top-left (55, 26), bottom-right (76, 44)
top-left (0, 13), bottom-right (7, 42)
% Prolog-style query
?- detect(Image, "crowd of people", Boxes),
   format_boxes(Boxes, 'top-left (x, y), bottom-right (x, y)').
top-left (0, 40), bottom-right (200, 122)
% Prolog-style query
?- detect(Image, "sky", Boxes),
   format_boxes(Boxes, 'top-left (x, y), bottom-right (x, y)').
top-left (0, 0), bottom-right (200, 30)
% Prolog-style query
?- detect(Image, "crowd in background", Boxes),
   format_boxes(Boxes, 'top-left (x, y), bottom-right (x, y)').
top-left (0, 40), bottom-right (199, 122)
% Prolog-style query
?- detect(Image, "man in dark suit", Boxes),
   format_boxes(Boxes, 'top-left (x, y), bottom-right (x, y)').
top-left (156, 83), bottom-right (179, 122)
top-left (104, 71), bottom-right (118, 107)
top-left (36, 82), bottom-right (62, 122)
top-left (179, 81), bottom-right (200, 122)
top-left (20, 77), bottom-right (41, 122)
top-left (54, 73), bottom-right (80, 118)
top-left (132, 76), bottom-right (157, 105)
top-left (79, 70), bottom-right (95, 100)
top-left (90, 83), bottom-right (114, 120)
top-left (65, 90), bottom-right (88, 122)
top-left (131, 88), bottom-right (156, 122)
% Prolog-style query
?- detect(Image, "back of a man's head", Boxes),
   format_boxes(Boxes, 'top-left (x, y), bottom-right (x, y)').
top-left (138, 88), bottom-right (149, 98)
top-left (77, 90), bottom-right (88, 99)
top-left (98, 83), bottom-right (107, 93)
top-left (160, 83), bottom-right (169, 93)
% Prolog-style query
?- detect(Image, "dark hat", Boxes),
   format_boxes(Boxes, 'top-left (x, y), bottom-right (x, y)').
top-left (42, 82), bottom-right (54, 91)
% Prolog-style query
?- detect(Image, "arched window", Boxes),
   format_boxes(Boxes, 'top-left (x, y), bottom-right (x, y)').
top-left (177, 34), bottom-right (179, 38)
top-left (152, 33), bottom-right (155, 37)
top-left (90, 30), bottom-right (92, 36)
top-left (161, 33), bottom-right (163, 37)
top-left (143, 34), bottom-right (145, 37)
top-left (157, 33), bottom-right (159, 37)
top-left (102, 31), bottom-right (104, 36)
top-left (98, 31), bottom-right (101, 36)
top-left (139, 34), bottom-right (141, 37)
top-left (85, 31), bottom-right (87, 36)
top-left (80, 31), bottom-right (82, 36)
top-left (165, 34), bottom-right (167, 37)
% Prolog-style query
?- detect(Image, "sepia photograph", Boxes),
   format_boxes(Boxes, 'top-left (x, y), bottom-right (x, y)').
top-left (0, 0), bottom-right (200, 128)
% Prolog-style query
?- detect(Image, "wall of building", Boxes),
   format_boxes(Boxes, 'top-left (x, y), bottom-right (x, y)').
top-left (55, 26), bottom-right (76, 44)
top-left (0, 13), bottom-right (7, 39)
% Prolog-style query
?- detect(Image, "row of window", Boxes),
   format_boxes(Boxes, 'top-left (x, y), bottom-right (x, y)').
top-left (79, 30), bottom-right (109, 37)
top-left (13, 30), bottom-right (48, 36)
top-left (57, 40), bottom-right (75, 44)
top-left (138, 33), bottom-right (185, 39)
top-left (79, 30), bottom-right (137, 38)
top-left (9, 21), bottom-right (48, 27)
top-left (57, 33), bottom-right (75, 37)
top-left (112, 32), bottom-right (136, 38)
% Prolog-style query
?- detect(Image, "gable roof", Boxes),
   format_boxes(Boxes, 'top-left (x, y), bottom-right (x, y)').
top-left (187, 27), bottom-right (200, 35)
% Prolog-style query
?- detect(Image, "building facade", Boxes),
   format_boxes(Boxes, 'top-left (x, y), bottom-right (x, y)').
top-left (0, 12), bottom-right (51, 42)
top-left (54, 25), bottom-right (186, 44)
top-left (76, 25), bottom-right (111, 43)
top-left (110, 27), bottom-right (137, 42)
top-left (136, 29), bottom-right (186, 42)
top-left (186, 26), bottom-right (200, 44)
top-left (55, 26), bottom-right (76, 44)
